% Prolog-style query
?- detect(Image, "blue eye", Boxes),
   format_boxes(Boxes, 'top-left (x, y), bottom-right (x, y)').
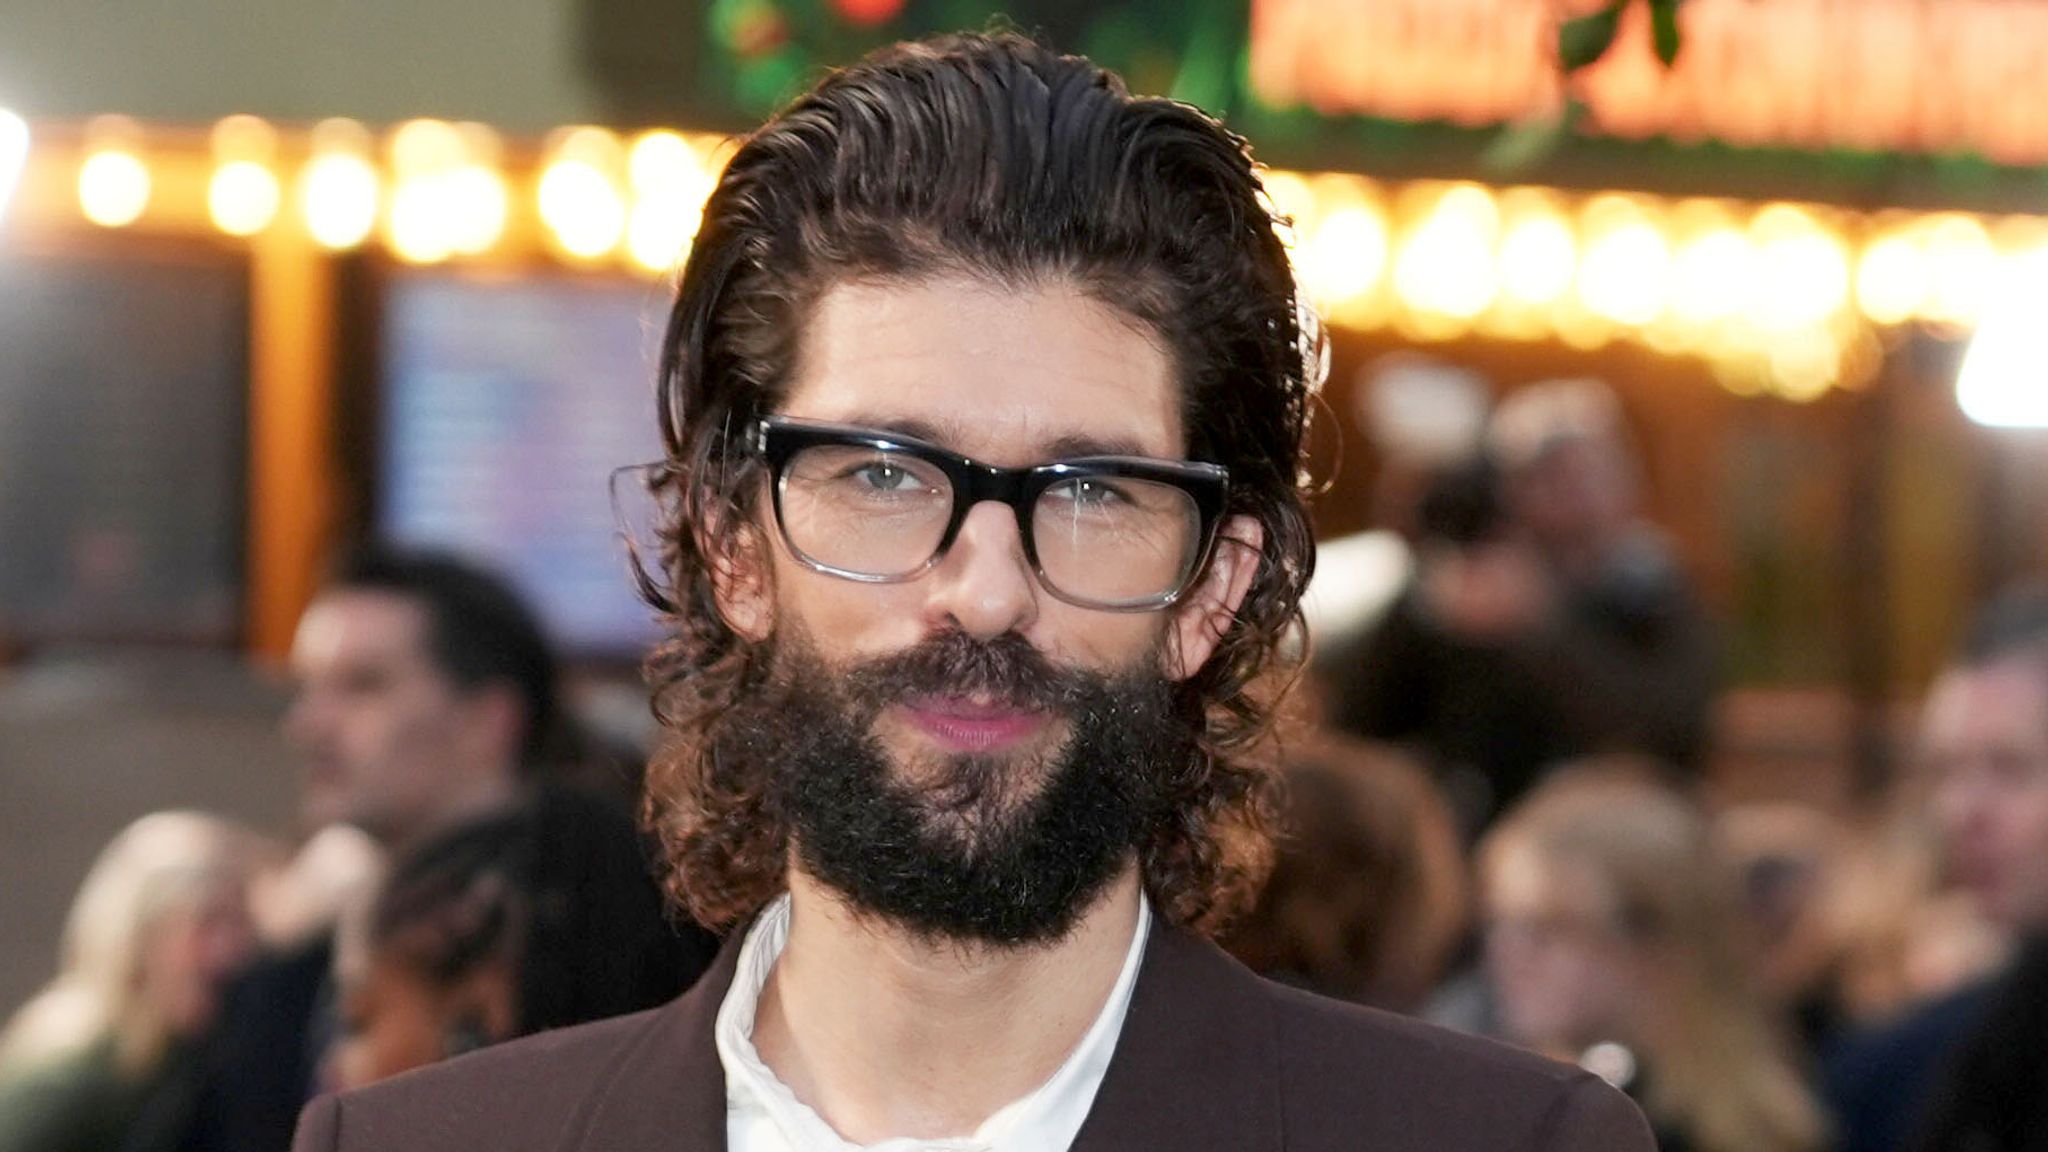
top-left (847, 460), bottom-right (924, 492)
top-left (1048, 478), bottom-right (1128, 507)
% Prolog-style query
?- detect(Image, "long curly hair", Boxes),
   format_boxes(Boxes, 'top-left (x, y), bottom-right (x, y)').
top-left (636, 30), bottom-right (1320, 939)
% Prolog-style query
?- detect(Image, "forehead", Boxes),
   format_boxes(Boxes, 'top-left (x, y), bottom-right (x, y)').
top-left (778, 274), bottom-right (1184, 463)
top-left (1925, 659), bottom-right (2048, 745)
top-left (292, 590), bottom-right (433, 672)
top-left (1485, 839), bottom-right (1608, 915)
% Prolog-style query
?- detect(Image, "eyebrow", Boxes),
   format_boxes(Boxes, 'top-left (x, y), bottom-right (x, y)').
top-left (838, 414), bottom-right (1166, 461)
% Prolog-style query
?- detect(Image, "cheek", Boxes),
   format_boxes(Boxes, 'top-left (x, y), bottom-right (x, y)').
top-left (1046, 602), bottom-right (1164, 670)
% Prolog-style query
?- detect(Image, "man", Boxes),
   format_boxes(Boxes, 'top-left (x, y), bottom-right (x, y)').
top-left (294, 33), bottom-right (1651, 1152)
top-left (1325, 378), bottom-right (1716, 836)
top-left (1905, 591), bottom-right (2048, 1152)
top-left (192, 547), bottom-right (712, 1151)
top-left (1824, 590), bottom-right (2048, 1152)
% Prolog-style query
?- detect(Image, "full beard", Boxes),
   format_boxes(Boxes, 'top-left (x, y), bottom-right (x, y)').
top-left (714, 627), bottom-right (1192, 946)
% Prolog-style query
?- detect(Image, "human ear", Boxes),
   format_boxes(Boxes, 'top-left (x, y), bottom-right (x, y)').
top-left (707, 514), bottom-right (775, 642)
top-left (1163, 516), bottom-right (1264, 682)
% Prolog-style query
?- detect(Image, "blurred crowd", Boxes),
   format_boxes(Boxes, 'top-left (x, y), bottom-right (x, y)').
top-left (3, 371), bottom-right (2044, 1152)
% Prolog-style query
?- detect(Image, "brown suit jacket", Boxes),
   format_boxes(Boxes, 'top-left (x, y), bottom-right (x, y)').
top-left (294, 920), bottom-right (1653, 1151)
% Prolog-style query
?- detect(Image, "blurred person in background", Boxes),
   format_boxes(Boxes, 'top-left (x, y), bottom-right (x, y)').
top-left (1300, 355), bottom-right (1491, 654)
top-left (1827, 588), bottom-right (2048, 1152)
top-left (1325, 378), bottom-right (1717, 836)
top-left (189, 546), bottom-right (716, 1152)
top-left (328, 787), bottom-right (697, 1091)
top-left (0, 812), bottom-right (260, 1152)
top-left (1480, 769), bottom-right (1828, 1152)
top-left (1717, 802), bottom-right (1854, 1052)
top-left (1222, 735), bottom-right (1467, 1013)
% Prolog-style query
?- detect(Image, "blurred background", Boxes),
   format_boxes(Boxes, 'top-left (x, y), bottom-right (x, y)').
top-left (5, 1), bottom-right (2048, 1149)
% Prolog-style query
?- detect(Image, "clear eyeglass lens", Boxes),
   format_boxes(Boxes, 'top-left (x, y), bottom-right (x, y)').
top-left (777, 444), bottom-right (1203, 606)
top-left (777, 444), bottom-right (952, 577)
top-left (1032, 475), bottom-right (1201, 606)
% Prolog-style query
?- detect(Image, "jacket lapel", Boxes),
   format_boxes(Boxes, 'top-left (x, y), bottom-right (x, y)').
top-left (560, 930), bottom-right (743, 1152)
top-left (1069, 923), bottom-right (1284, 1152)
top-left (555, 918), bottom-right (1283, 1152)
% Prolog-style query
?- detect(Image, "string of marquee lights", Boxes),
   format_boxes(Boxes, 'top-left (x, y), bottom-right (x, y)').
top-left (8, 113), bottom-right (2042, 402)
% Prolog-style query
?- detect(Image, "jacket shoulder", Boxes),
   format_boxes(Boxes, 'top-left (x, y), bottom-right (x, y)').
top-left (1261, 982), bottom-right (1655, 1151)
top-left (291, 1006), bottom-right (663, 1152)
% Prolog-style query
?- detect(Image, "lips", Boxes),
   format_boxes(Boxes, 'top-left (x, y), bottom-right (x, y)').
top-left (898, 696), bottom-right (1047, 752)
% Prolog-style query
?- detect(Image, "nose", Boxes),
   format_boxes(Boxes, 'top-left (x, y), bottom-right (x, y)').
top-left (923, 500), bottom-right (1038, 641)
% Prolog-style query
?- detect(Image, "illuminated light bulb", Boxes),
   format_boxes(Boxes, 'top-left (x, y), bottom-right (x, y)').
top-left (1578, 219), bottom-right (1670, 326)
top-left (538, 127), bottom-right (628, 260)
top-left (1855, 231), bottom-right (1927, 326)
top-left (303, 119), bottom-right (380, 249)
top-left (625, 130), bottom-right (716, 273)
top-left (629, 130), bottom-right (702, 194)
top-left (78, 148), bottom-right (151, 227)
top-left (388, 176), bottom-right (457, 264)
top-left (539, 159), bottom-right (627, 259)
top-left (1261, 169), bottom-right (1317, 241)
top-left (390, 119), bottom-right (463, 174)
top-left (1670, 228), bottom-right (1753, 324)
top-left (208, 159), bottom-right (280, 236)
top-left (1747, 204), bottom-right (1851, 333)
top-left (1958, 254), bottom-right (2048, 427)
top-left (1924, 214), bottom-right (1997, 326)
top-left (301, 151), bottom-right (380, 250)
top-left (1299, 204), bottom-right (1390, 307)
top-left (1392, 185), bottom-right (1499, 319)
top-left (627, 200), bottom-right (694, 273)
top-left (1497, 211), bottom-right (1576, 306)
top-left (0, 109), bottom-right (27, 220)
top-left (444, 163), bottom-right (508, 255)
top-left (448, 125), bottom-right (507, 255)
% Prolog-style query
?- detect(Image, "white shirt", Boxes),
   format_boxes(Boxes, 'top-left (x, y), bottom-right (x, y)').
top-left (715, 893), bottom-right (1152, 1152)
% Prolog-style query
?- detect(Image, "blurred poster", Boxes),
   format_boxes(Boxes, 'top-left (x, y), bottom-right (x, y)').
top-left (0, 247), bottom-right (247, 645)
top-left (377, 270), bottom-right (669, 658)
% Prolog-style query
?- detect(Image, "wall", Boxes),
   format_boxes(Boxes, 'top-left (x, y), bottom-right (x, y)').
top-left (0, 0), bottom-right (599, 130)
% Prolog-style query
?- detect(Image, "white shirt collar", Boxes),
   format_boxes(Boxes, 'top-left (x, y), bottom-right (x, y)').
top-left (715, 892), bottom-right (1152, 1152)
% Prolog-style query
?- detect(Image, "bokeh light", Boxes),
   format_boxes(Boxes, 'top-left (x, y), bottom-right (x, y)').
top-left (1855, 225), bottom-right (1927, 326)
top-left (1924, 213), bottom-right (1997, 326)
top-left (1393, 184), bottom-right (1499, 320)
top-left (539, 127), bottom-right (627, 260)
top-left (300, 120), bottom-right (380, 251)
top-left (0, 109), bottom-right (28, 221)
top-left (78, 117), bottom-right (151, 228)
top-left (1748, 204), bottom-right (1851, 333)
top-left (625, 130), bottom-right (715, 273)
top-left (208, 161), bottom-right (280, 236)
top-left (1576, 195), bottom-right (1670, 326)
top-left (1496, 193), bottom-right (1577, 308)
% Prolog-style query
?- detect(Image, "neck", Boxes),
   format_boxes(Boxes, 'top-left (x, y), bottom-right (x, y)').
top-left (751, 862), bottom-right (1144, 1144)
top-left (384, 769), bottom-right (522, 854)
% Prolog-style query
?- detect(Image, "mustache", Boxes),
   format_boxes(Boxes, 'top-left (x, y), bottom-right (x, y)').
top-left (834, 630), bottom-right (1105, 714)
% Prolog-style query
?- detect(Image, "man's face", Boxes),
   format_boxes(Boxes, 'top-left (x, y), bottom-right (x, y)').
top-left (715, 274), bottom-right (1254, 939)
top-left (284, 591), bottom-right (478, 845)
top-left (1483, 844), bottom-right (1638, 1054)
top-left (1926, 657), bottom-right (2048, 931)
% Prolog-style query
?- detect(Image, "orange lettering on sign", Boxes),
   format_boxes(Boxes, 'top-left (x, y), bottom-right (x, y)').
top-left (1251, 0), bottom-right (2048, 163)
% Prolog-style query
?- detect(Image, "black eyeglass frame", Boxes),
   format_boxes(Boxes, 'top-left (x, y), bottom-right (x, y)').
top-left (750, 416), bottom-right (1232, 612)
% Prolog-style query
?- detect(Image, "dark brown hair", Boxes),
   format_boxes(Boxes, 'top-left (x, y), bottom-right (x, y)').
top-left (1222, 738), bottom-right (1468, 1011)
top-left (636, 30), bottom-right (1319, 937)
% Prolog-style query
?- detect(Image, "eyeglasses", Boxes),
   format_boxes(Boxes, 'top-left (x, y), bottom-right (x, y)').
top-left (750, 416), bottom-right (1230, 612)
